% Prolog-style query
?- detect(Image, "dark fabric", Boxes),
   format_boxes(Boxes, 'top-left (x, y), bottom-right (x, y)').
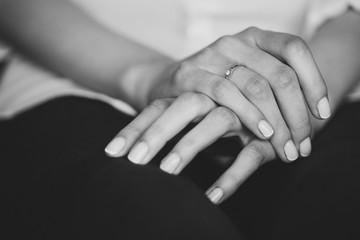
top-left (1, 97), bottom-right (360, 240)
top-left (0, 56), bottom-right (10, 84)
top-left (0, 97), bottom-right (242, 240)
top-left (222, 100), bottom-right (360, 240)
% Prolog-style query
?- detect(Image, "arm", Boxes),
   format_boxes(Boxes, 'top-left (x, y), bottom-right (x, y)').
top-left (309, 10), bottom-right (360, 132)
top-left (208, 9), bottom-right (360, 203)
top-left (0, 0), bottom-right (328, 165)
top-left (105, 9), bottom-right (360, 204)
top-left (0, 0), bottom-right (174, 110)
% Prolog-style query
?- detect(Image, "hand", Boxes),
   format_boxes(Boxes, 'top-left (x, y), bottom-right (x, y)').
top-left (104, 92), bottom-right (278, 204)
top-left (148, 27), bottom-right (330, 160)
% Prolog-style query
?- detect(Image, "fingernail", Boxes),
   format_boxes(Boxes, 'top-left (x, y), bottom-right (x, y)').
top-left (207, 187), bottom-right (224, 204)
top-left (284, 140), bottom-right (299, 161)
top-left (300, 137), bottom-right (311, 157)
top-left (105, 137), bottom-right (126, 157)
top-left (128, 142), bottom-right (148, 164)
top-left (258, 120), bottom-right (274, 138)
top-left (160, 153), bottom-right (181, 174)
top-left (317, 97), bottom-right (331, 119)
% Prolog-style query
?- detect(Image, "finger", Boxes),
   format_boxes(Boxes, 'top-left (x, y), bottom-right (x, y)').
top-left (230, 66), bottom-right (301, 161)
top-left (206, 139), bottom-right (275, 204)
top-left (201, 33), bottom-right (311, 155)
top-left (181, 67), bottom-right (274, 140)
top-left (245, 27), bottom-right (330, 119)
top-left (245, 51), bottom-right (312, 156)
top-left (105, 98), bottom-right (173, 157)
top-left (159, 107), bottom-right (242, 175)
top-left (127, 92), bottom-right (216, 165)
top-left (223, 44), bottom-right (312, 157)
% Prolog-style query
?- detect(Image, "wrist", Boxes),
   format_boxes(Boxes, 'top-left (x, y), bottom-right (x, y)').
top-left (309, 10), bottom-right (360, 133)
top-left (116, 58), bottom-right (177, 110)
top-left (309, 10), bottom-right (360, 107)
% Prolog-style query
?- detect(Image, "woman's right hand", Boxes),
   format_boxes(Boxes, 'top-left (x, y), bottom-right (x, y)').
top-left (147, 27), bottom-right (330, 161)
top-left (104, 92), bottom-right (276, 204)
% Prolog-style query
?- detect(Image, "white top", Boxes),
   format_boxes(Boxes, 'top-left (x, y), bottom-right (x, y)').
top-left (0, 0), bottom-right (359, 119)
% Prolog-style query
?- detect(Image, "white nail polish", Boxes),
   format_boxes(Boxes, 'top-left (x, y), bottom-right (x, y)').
top-left (105, 137), bottom-right (126, 157)
top-left (258, 120), bottom-right (274, 138)
top-left (300, 137), bottom-right (311, 157)
top-left (207, 188), bottom-right (224, 204)
top-left (317, 97), bottom-right (331, 119)
top-left (128, 142), bottom-right (148, 164)
top-left (160, 153), bottom-right (181, 174)
top-left (284, 140), bottom-right (299, 161)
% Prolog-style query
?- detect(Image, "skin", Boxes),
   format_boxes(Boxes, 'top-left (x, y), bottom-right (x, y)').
top-left (106, 11), bottom-right (360, 204)
top-left (154, 27), bottom-right (329, 161)
top-left (0, 0), bottom-right (329, 162)
top-left (0, 0), bottom-right (359, 203)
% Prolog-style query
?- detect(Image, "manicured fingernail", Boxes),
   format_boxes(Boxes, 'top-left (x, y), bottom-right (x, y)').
top-left (105, 137), bottom-right (126, 157)
top-left (284, 140), bottom-right (298, 161)
top-left (160, 153), bottom-right (181, 174)
top-left (207, 187), bottom-right (224, 204)
top-left (300, 137), bottom-right (312, 157)
top-left (258, 120), bottom-right (274, 138)
top-left (128, 142), bottom-right (148, 164)
top-left (317, 97), bottom-right (331, 119)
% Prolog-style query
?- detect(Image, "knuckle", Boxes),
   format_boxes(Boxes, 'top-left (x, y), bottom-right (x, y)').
top-left (225, 172), bottom-right (241, 186)
top-left (178, 92), bottom-right (204, 114)
top-left (239, 26), bottom-right (260, 43)
top-left (212, 107), bottom-right (238, 128)
top-left (148, 99), bottom-right (169, 113)
top-left (200, 46), bottom-right (216, 59)
top-left (283, 35), bottom-right (309, 57)
top-left (121, 123), bottom-right (143, 137)
top-left (178, 92), bottom-right (213, 115)
top-left (274, 126), bottom-right (292, 144)
top-left (245, 75), bottom-right (271, 100)
top-left (273, 66), bottom-right (298, 90)
top-left (146, 123), bottom-right (164, 137)
top-left (179, 92), bottom-right (202, 105)
top-left (246, 144), bottom-right (266, 165)
top-left (243, 26), bottom-right (259, 35)
top-left (292, 117), bottom-right (311, 136)
top-left (178, 137), bottom-right (196, 150)
top-left (214, 35), bottom-right (237, 49)
top-left (211, 80), bottom-right (233, 101)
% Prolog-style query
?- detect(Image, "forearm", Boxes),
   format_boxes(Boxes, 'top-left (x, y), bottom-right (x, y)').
top-left (309, 10), bottom-right (360, 132)
top-left (0, 0), bottom-right (173, 110)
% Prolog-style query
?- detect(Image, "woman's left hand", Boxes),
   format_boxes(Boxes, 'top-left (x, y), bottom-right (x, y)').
top-left (145, 28), bottom-right (330, 162)
top-left (105, 92), bottom-right (277, 204)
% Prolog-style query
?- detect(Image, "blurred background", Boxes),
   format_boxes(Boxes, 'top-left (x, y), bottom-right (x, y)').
top-left (72, 0), bottom-right (308, 59)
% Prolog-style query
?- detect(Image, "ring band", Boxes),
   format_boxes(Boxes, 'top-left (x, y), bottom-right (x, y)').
top-left (224, 64), bottom-right (240, 80)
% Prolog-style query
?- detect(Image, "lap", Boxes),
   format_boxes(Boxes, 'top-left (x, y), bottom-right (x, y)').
top-left (0, 97), bottom-right (241, 240)
top-left (222, 101), bottom-right (360, 239)
top-left (1, 97), bottom-right (360, 240)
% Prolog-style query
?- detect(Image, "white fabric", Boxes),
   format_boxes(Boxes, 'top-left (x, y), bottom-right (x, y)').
top-left (0, 57), bottom-right (137, 117)
top-left (0, 0), bottom-right (359, 119)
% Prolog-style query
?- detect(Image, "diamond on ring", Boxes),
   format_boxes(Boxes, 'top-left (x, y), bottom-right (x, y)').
top-left (224, 64), bottom-right (240, 80)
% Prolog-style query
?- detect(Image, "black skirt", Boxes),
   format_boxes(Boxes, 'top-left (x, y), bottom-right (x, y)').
top-left (1, 96), bottom-right (359, 240)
